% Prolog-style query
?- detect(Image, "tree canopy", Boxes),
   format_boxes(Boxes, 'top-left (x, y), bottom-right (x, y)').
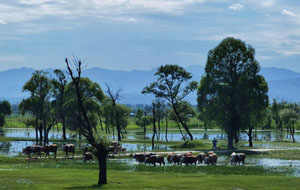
top-left (197, 37), bottom-right (268, 149)
top-left (142, 64), bottom-right (197, 140)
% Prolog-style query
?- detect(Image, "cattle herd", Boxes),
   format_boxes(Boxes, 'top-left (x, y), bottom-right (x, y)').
top-left (22, 142), bottom-right (245, 166)
top-left (22, 141), bottom-right (127, 161)
top-left (133, 151), bottom-right (246, 166)
top-left (22, 144), bottom-right (75, 159)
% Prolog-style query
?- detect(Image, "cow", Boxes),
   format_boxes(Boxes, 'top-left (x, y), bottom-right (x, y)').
top-left (196, 152), bottom-right (206, 164)
top-left (180, 155), bottom-right (197, 165)
top-left (183, 152), bottom-right (193, 157)
top-left (170, 154), bottom-right (181, 165)
top-left (144, 155), bottom-right (165, 166)
top-left (82, 147), bottom-right (93, 162)
top-left (43, 144), bottom-right (57, 158)
top-left (133, 153), bottom-right (156, 163)
top-left (22, 145), bottom-right (42, 159)
top-left (62, 144), bottom-right (75, 158)
top-left (167, 152), bottom-right (176, 163)
top-left (230, 152), bottom-right (246, 165)
top-left (133, 153), bottom-right (146, 163)
top-left (204, 152), bottom-right (218, 165)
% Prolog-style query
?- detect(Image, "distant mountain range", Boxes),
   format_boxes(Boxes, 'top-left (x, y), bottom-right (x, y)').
top-left (1, 65), bottom-right (300, 104)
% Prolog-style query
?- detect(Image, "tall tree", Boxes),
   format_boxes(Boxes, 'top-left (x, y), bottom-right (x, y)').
top-left (65, 57), bottom-right (108, 185)
top-left (0, 100), bottom-right (12, 131)
top-left (52, 69), bottom-right (68, 141)
top-left (21, 71), bottom-right (52, 145)
top-left (105, 84), bottom-right (122, 141)
top-left (197, 37), bottom-right (268, 149)
top-left (142, 65), bottom-right (197, 140)
top-left (135, 108), bottom-right (151, 139)
top-left (279, 108), bottom-right (298, 142)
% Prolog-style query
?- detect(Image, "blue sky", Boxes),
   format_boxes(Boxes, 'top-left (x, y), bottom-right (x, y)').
top-left (0, 0), bottom-right (300, 72)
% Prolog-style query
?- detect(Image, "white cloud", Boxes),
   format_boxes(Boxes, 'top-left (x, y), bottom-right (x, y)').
top-left (0, 19), bottom-right (6, 24)
top-left (19, 0), bottom-right (54, 5)
top-left (282, 9), bottom-right (296, 17)
top-left (228, 3), bottom-right (244, 11)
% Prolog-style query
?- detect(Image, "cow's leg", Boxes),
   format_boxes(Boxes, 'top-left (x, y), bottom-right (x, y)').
top-left (72, 151), bottom-right (75, 159)
top-left (54, 151), bottom-right (56, 158)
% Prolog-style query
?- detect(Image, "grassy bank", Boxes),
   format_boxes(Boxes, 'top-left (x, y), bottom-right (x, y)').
top-left (0, 156), bottom-right (298, 189)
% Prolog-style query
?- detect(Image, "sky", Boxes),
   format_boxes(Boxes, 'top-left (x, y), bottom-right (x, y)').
top-left (0, 0), bottom-right (300, 72)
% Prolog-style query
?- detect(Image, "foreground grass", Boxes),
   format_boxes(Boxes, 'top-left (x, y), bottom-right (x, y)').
top-left (0, 155), bottom-right (299, 189)
top-left (0, 164), bottom-right (299, 189)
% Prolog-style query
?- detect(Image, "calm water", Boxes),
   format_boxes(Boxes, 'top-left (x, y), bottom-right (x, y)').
top-left (1, 128), bottom-right (299, 157)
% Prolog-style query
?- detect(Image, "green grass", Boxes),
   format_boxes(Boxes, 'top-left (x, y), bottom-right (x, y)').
top-left (0, 156), bottom-right (299, 190)
top-left (257, 149), bottom-right (300, 160)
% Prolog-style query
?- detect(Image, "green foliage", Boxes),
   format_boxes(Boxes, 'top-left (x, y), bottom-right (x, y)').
top-left (168, 101), bottom-right (195, 124)
top-left (279, 108), bottom-right (298, 128)
top-left (65, 77), bottom-right (105, 134)
top-left (171, 140), bottom-right (206, 149)
top-left (142, 64), bottom-right (197, 140)
top-left (197, 37), bottom-right (269, 148)
top-left (142, 64), bottom-right (197, 104)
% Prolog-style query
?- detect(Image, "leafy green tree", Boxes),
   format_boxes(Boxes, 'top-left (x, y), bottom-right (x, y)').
top-left (52, 69), bottom-right (68, 140)
top-left (135, 108), bottom-right (152, 139)
top-left (154, 98), bottom-right (167, 140)
top-left (279, 108), bottom-right (298, 142)
top-left (0, 100), bottom-right (12, 131)
top-left (142, 65), bottom-right (197, 140)
top-left (105, 84), bottom-right (123, 141)
top-left (21, 71), bottom-right (52, 145)
top-left (18, 97), bottom-right (40, 144)
top-left (271, 99), bottom-right (284, 131)
top-left (65, 57), bottom-right (108, 185)
top-left (197, 37), bottom-right (268, 149)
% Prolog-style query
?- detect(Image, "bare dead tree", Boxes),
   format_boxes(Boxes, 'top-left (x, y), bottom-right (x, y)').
top-left (65, 57), bottom-right (108, 185)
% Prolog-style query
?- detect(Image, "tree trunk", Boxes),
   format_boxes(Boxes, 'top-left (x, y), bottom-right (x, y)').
top-left (290, 125), bottom-right (295, 143)
top-left (39, 123), bottom-right (43, 145)
top-left (176, 121), bottom-right (185, 141)
top-left (157, 117), bottom-right (160, 140)
top-left (234, 133), bottom-right (239, 143)
top-left (248, 127), bottom-right (253, 147)
top-left (62, 116), bottom-right (67, 140)
top-left (172, 104), bottom-right (193, 140)
top-left (97, 149), bottom-right (108, 185)
top-left (227, 131), bottom-right (234, 149)
top-left (43, 118), bottom-right (47, 145)
top-left (112, 124), bottom-right (115, 139)
top-left (152, 103), bottom-right (157, 150)
top-left (165, 118), bottom-right (168, 142)
top-left (204, 121), bottom-right (207, 131)
top-left (35, 117), bottom-right (39, 145)
top-left (143, 123), bottom-right (146, 140)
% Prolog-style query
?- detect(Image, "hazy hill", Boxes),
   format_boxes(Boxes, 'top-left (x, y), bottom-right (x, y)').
top-left (1, 65), bottom-right (300, 104)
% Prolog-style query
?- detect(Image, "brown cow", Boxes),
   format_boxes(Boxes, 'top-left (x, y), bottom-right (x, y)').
top-left (205, 152), bottom-right (218, 165)
top-left (63, 144), bottom-right (75, 158)
top-left (43, 144), bottom-right (57, 158)
top-left (144, 155), bottom-right (165, 166)
top-left (167, 152), bottom-right (176, 163)
top-left (196, 152), bottom-right (206, 164)
top-left (180, 155), bottom-right (197, 165)
top-left (23, 145), bottom-right (42, 159)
